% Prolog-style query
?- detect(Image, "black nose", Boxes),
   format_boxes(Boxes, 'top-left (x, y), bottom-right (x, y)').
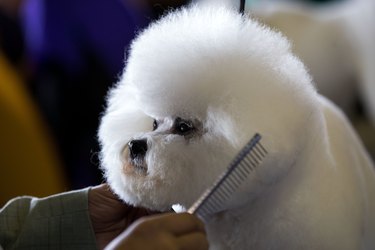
top-left (128, 139), bottom-right (148, 159)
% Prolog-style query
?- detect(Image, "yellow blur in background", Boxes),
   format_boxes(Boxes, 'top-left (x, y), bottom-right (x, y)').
top-left (0, 52), bottom-right (67, 206)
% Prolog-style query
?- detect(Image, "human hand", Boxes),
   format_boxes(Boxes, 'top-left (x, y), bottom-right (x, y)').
top-left (88, 184), bottom-right (160, 249)
top-left (105, 212), bottom-right (209, 250)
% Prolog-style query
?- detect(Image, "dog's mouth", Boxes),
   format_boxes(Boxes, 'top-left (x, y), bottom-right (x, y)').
top-left (122, 146), bottom-right (148, 175)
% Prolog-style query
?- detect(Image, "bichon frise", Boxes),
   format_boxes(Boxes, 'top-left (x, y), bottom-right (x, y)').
top-left (98, 3), bottom-right (375, 249)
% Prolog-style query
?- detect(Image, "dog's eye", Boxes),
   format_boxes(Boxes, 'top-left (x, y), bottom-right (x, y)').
top-left (174, 117), bottom-right (194, 135)
top-left (153, 120), bottom-right (158, 131)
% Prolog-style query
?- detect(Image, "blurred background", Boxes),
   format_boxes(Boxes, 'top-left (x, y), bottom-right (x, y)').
top-left (1, 0), bottom-right (374, 206)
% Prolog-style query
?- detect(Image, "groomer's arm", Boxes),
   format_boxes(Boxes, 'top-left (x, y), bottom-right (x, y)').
top-left (1, 185), bottom-right (209, 250)
top-left (0, 184), bottom-right (153, 250)
top-left (0, 188), bottom-right (97, 250)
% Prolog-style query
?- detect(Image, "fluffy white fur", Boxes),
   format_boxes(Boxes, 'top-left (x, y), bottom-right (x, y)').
top-left (250, 0), bottom-right (375, 123)
top-left (98, 3), bottom-right (375, 249)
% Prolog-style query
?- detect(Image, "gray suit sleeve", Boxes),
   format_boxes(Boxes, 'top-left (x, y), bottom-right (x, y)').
top-left (0, 188), bottom-right (97, 250)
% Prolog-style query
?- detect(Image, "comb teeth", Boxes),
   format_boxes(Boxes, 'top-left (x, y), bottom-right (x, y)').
top-left (187, 133), bottom-right (267, 218)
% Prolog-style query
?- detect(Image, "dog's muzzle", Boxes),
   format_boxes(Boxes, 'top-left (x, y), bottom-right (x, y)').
top-left (128, 139), bottom-right (148, 160)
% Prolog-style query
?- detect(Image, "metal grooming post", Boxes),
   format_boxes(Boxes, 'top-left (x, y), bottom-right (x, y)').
top-left (239, 0), bottom-right (245, 14)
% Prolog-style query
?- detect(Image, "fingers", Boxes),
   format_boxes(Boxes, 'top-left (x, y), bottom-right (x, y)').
top-left (90, 184), bottom-right (161, 221)
top-left (138, 212), bottom-right (205, 236)
top-left (133, 213), bottom-right (208, 249)
top-left (89, 184), bottom-right (125, 209)
top-left (107, 213), bottom-right (209, 250)
top-left (176, 231), bottom-right (209, 250)
top-left (90, 185), bottom-right (208, 250)
top-left (89, 184), bottom-right (129, 221)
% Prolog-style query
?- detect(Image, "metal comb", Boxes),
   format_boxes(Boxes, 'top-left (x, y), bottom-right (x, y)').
top-left (187, 133), bottom-right (267, 218)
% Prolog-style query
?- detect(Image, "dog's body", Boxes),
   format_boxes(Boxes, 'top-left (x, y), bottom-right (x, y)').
top-left (99, 4), bottom-right (375, 249)
top-left (250, 0), bottom-right (375, 123)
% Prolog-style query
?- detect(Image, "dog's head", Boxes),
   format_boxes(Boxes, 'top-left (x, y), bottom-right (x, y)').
top-left (98, 4), bottom-right (323, 212)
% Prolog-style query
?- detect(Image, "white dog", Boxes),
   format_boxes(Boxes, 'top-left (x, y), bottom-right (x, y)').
top-left (98, 3), bottom-right (375, 249)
